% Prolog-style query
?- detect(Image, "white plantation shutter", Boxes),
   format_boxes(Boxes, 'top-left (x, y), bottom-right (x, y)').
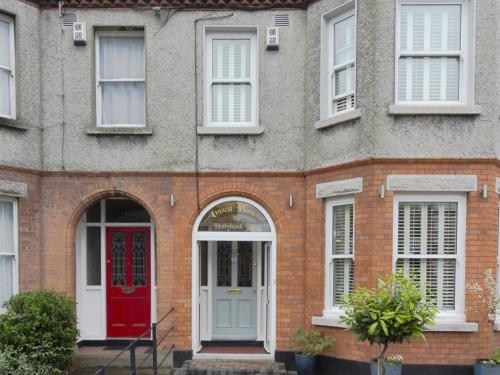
top-left (397, 4), bottom-right (463, 102)
top-left (98, 33), bottom-right (145, 126)
top-left (331, 14), bottom-right (356, 114)
top-left (209, 36), bottom-right (254, 125)
top-left (396, 202), bottom-right (458, 310)
top-left (0, 200), bottom-right (15, 307)
top-left (330, 203), bottom-right (354, 306)
top-left (0, 15), bottom-right (14, 118)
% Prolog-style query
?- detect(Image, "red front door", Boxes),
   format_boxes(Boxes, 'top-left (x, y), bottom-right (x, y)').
top-left (106, 227), bottom-right (151, 338)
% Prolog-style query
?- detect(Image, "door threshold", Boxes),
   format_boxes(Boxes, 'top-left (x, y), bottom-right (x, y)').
top-left (193, 353), bottom-right (274, 361)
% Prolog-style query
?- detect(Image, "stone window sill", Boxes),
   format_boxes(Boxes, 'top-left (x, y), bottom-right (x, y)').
top-left (197, 126), bottom-right (265, 135)
top-left (315, 109), bottom-right (362, 130)
top-left (311, 315), bottom-right (346, 328)
top-left (0, 117), bottom-right (28, 131)
top-left (312, 316), bottom-right (478, 332)
top-left (388, 104), bottom-right (482, 116)
top-left (86, 126), bottom-right (153, 136)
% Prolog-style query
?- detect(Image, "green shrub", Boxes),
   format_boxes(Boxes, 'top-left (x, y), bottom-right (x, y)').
top-left (289, 327), bottom-right (333, 356)
top-left (341, 272), bottom-right (437, 375)
top-left (0, 290), bottom-right (78, 370)
top-left (0, 347), bottom-right (61, 375)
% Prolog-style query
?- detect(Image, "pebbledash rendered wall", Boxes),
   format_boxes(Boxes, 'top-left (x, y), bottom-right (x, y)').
top-left (1, 0), bottom-right (500, 372)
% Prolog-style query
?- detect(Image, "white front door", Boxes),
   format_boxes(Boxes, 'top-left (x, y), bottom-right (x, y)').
top-left (212, 241), bottom-right (257, 340)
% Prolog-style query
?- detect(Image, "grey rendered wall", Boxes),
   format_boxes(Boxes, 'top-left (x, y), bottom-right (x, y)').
top-left (305, 0), bottom-right (499, 170)
top-left (0, 0), bottom-right (42, 170)
top-left (39, 8), bottom-right (306, 172)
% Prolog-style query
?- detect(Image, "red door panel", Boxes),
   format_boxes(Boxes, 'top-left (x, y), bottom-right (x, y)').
top-left (106, 227), bottom-right (151, 338)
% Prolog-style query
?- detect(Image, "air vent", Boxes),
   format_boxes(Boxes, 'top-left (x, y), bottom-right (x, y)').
top-left (62, 13), bottom-right (77, 27)
top-left (274, 14), bottom-right (289, 27)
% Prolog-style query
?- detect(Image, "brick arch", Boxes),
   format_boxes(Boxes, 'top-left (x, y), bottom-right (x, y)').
top-left (63, 189), bottom-right (160, 297)
top-left (187, 187), bottom-right (283, 237)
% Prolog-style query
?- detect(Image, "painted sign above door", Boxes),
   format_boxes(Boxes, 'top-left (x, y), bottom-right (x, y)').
top-left (199, 201), bottom-right (271, 232)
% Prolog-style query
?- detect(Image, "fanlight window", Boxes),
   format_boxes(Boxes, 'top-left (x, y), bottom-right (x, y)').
top-left (198, 201), bottom-right (271, 232)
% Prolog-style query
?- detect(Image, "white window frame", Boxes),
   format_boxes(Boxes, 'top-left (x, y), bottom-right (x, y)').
top-left (0, 14), bottom-right (16, 120)
top-left (395, 0), bottom-right (474, 106)
top-left (324, 196), bottom-right (354, 317)
top-left (320, 1), bottom-right (356, 121)
top-left (497, 204), bottom-right (500, 322)
top-left (392, 192), bottom-right (466, 323)
top-left (95, 30), bottom-right (146, 128)
top-left (0, 197), bottom-right (18, 313)
top-left (204, 27), bottom-right (259, 128)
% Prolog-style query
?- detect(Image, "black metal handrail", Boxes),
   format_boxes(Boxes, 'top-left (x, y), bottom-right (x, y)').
top-left (94, 307), bottom-right (175, 375)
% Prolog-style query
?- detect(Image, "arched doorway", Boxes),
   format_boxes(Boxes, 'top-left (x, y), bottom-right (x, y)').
top-left (76, 197), bottom-right (156, 341)
top-left (192, 197), bottom-right (276, 357)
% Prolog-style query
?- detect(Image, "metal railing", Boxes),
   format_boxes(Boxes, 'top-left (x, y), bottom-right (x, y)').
top-left (94, 307), bottom-right (175, 375)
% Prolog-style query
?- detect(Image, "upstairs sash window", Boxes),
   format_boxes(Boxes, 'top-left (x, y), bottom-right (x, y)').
top-left (396, 2), bottom-right (471, 103)
top-left (330, 13), bottom-right (356, 114)
top-left (0, 14), bottom-right (15, 119)
top-left (206, 30), bottom-right (257, 127)
top-left (96, 31), bottom-right (145, 127)
top-left (0, 199), bottom-right (17, 310)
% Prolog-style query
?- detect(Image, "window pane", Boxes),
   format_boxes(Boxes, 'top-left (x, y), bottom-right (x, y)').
top-left (211, 83), bottom-right (251, 123)
top-left (237, 242), bottom-right (253, 287)
top-left (111, 231), bottom-right (126, 286)
top-left (334, 64), bottom-right (355, 96)
top-left (198, 201), bottom-right (271, 232)
top-left (398, 57), bottom-right (459, 101)
top-left (212, 39), bottom-right (250, 80)
top-left (105, 199), bottom-right (149, 223)
top-left (332, 258), bottom-right (354, 306)
top-left (200, 241), bottom-right (208, 287)
top-left (0, 20), bottom-right (10, 68)
top-left (86, 227), bottom-right (101, 286)
top-left (85, 201), bottom-right (101, 223)
top-left (0, 201), bottom-right (14, 254)
top-left (400, 5), bottom-right (461, 52)
top-left (132, 231), bottom-right (147, 286)
top-left (217, 242), bottom-right (232, 287)
top-left (101, 82), bottom-right (145, 125)
top-left (332, 204), bottom-right (353, 255)
top-left (0, 69), bottom-right (10, 116)
top-left (100, 36), bottom-right (144, 79)
top-left (334, 15), bottom-right (355, 65)
top-left (0, 255), bottom-right (13, 307)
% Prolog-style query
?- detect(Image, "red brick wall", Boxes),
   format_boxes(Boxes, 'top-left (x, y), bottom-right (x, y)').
top-left (2, 159), bottom-right (500, 365)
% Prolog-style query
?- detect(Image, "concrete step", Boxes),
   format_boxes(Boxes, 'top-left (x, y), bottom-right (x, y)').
top-left (70, 368), bottom-right (172, 375)
top-left (173, 360), bottom-right (294, 375)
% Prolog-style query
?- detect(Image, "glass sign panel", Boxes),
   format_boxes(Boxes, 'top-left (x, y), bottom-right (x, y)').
top-left (198, 201), bottom-right (271, 232)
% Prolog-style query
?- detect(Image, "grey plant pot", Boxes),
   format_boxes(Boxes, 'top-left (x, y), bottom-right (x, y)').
top-left (370, 360), bottom-right (403, 375)
top-left (474, 363), bottom-right (500, 375)
top-left (295, 354), bottom-right (316, 375)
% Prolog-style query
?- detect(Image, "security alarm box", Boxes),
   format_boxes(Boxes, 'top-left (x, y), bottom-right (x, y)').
top-left (73, 22), bottom-right (87, 46)
top-left (266, 27), bottom-right (279, 51)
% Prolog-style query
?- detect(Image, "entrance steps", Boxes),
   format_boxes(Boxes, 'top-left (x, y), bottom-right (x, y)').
top-left (173, 360), bottom-right (297, 375)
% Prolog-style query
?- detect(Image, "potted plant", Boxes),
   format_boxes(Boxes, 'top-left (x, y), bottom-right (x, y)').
top-left (369, 354), bottom-right (403, 375)
top-left (341, 272), bottom-right (438, 375)
top-left (475, 349), bottom-right (500, 375)
top-left (289, 327), bottom-right (333, 375)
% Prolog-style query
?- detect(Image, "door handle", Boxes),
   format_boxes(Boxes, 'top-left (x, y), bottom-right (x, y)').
top-left (227, 288), bottom-right (241, 294)
top-left (121, 287), bottom-right (135, 295)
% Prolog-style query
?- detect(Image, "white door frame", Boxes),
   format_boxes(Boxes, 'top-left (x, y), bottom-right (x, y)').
top-left (192, 197), bottom-right (277, 357)
top-left (76, 199), bottom-right (157, 341)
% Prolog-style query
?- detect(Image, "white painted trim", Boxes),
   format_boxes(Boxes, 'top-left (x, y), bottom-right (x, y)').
top-left (324, 196), bottom-right (354, 314)
top-left (0, 197), bottom-right (18, 314)
top-left (193, 353), bottom-right (274, 361)
top-left (392, 192), bottom-right (467, 321)
top-left (316, 177), bottom-right (363, 199)
top-left (387, 174), bottom-right (477, 192)
top-left (95, 30), bottom-right (146, 128)
top-left (192, 197), bottom-right (276, 356)
top-left (0, 14), bottom-right (16, 120)
top-left (394, 0), bottom-right (475, 105)
top-left (388, 104), bottom-right (482, 115)
top-left (311, 316), bottom-right (346, 328)
top-left (204, 27), bottom-right (259, 128)
top-left (320, 1), bottom-right (356, 121)
top-left (315, 109), bottom-right (361, 130)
